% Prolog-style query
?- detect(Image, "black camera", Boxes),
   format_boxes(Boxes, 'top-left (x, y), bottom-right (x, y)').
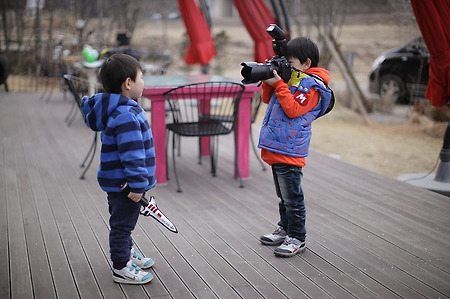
top-left (240, 24), bottom-right (293, 84)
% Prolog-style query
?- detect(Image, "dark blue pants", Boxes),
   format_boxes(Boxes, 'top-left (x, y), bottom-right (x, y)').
top-left (272, 163), bottom-right (306, 242)
top-left (107, 192), bottom-right (141, 268)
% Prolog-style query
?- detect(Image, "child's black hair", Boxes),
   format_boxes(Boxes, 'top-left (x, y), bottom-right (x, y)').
top-left (286, 37), bottom-right (320, 67)
top-left (99, 53), bottom-right (142, 94)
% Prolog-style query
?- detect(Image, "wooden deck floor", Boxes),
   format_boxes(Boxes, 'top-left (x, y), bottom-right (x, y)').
top-left (1, 91), bottom-right (449, 299)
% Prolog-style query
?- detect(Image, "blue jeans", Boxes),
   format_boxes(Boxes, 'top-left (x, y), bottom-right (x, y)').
top-left (272, 163), bottom-right (306, 242)
top-left (107, 192), bottom-right (141, 268)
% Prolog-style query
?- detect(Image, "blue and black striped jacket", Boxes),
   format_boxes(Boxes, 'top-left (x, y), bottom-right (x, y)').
top-left (81, 93), bottom-right (156, 193)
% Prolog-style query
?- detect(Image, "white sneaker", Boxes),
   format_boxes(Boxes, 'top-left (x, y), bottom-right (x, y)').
top-left (112, 260), bottom-right (153, 284)
top-left (131, 248), bottom-right (155, 269)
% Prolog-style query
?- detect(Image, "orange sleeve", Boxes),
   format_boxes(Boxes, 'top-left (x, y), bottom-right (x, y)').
top-left (272, 80), bottom-right (319, 118)
top-left (261, 82), bottom-right (275, 104)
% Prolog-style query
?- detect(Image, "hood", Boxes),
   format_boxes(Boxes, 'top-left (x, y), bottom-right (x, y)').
top-left (306, 67), bottom-right (330, 86)
top-left (81, 93), bottom-right (139, 131)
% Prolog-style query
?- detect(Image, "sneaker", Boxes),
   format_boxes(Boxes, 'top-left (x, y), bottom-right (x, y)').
top-left (274, 236), bottom-right (306, 257)
top-left (130, 248), bottom-right (155, 269)
top-left (260, 227), bottom-right (287, 245)
top-left (112, 260), bottom-right (153, 284)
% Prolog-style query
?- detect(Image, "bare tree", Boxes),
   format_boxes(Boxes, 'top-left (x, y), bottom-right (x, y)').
top-left (0, 0), bottom-right (27, 51)
top-left (302, 0), bottom-right (348, 68)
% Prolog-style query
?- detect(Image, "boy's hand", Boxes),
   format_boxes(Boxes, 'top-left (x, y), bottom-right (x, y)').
top-left (128, 191), bottom-right (143, 202)
top-left (263, 70), bottom-right (282, 86)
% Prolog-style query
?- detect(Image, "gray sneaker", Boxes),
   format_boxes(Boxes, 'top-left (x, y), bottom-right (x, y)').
top-left (260, 227), bottom-right (287, 245)
top-left (112, 260), bottom-right (153, 284)
top-left (274, 236), bottom-right (306, 257)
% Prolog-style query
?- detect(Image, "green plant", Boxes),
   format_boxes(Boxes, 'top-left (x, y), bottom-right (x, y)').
top-left (212, 30), bottom-right (229, 75)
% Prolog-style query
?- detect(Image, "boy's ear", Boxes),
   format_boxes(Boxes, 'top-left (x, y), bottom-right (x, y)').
top-left (304, 58), bottom-right (312, 69)
top-left (122, 77), bottom-right (131, 91)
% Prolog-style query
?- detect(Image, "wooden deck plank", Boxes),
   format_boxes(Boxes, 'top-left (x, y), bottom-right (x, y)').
top-left (1, 91), bottom-right (450, 299)
top-left (161, 155), bottom-right (352, 299)
top-left (154, 157), bottom-right (299, 298)
top-left (139, 225), bottom-right (208, 298)
top-left (161, 139), bottom-right (450, 298)
top-left (311, 204), bottom-right (450, 297)
top-left (160, 225), bottom-right (245, 299)
top-left (305, 164), bottom-right (450, 261)
top-left (0, 140), bottom-right (10, 299)
top-left (303, 173), bottom-right (449, 296)
top-left (171, 209), bottom-right (287, 298)
top-left (308, 179), bottom-right (450, 278)
top-left (14, 136), bottom-right (57, 299)
top-left (132, 224), bottom-right (190, 298)
top-left (159, 218), bottom-right (267, 298)
top-left (3, 137), bottom-right (34, 299)
top-left (30, 126), bottom-right (104, 297)
top-left (19, 138), bottom-right (80, 298)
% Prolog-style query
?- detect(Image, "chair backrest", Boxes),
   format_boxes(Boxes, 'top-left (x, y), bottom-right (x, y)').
top-left (164, 81), bottom-right (245, 133)
top-left (63, 74), bottom-right (103, 106)
top-left (63, 74), bottom-right (91, 107)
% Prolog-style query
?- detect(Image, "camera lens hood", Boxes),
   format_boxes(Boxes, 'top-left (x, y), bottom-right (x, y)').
top-left (240, 62), bottom-right (275, 84)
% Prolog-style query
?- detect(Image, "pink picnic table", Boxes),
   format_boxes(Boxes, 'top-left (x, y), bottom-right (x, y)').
top-left (142, 74), bottom-right (260, 185)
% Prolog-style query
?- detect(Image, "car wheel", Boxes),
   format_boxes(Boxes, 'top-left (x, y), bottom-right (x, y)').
top-left (379, 74), bottom-right (407, 104)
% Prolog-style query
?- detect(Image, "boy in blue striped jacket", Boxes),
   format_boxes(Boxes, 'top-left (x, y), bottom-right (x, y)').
top-left (81, 53), bottom-right (156, 284)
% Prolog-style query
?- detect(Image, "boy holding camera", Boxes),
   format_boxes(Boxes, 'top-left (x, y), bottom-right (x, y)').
top-left (258, 37), bottom-right (332, 257)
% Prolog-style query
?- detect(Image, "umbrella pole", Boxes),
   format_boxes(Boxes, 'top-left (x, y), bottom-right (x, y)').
top-left (434, 122), bottom-right (450, 182)
top-left (398, 121), bottom-right (450, 197)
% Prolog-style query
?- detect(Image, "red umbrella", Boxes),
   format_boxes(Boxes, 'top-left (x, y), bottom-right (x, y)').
top-left (410, 0), bottom-right (450, 106)
top-left (402, 0), bottom-right (450, 193)
top-left (177, 0), bottom-right (216, 65)
top-left (233, 0), bottom-right (277, 62)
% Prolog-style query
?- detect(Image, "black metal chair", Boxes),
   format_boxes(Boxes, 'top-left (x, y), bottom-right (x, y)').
top-left (164, 81), bottom-right (245, 192)
top-left (63, 74), bottom-right (100, 179)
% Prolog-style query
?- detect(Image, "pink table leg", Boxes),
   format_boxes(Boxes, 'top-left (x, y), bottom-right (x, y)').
top-left (149, 96), bottom-right (168, 185)
top-left (199, 97), bottom-right (211, 157)
top-left (235, 94), bottom-right (251, 178)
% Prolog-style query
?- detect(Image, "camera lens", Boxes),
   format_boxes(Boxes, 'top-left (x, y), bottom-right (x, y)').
top-left (240, 62), bottom-right (275, 84)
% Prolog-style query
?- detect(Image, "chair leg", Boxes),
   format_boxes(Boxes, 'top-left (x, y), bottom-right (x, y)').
top-left (177, 134), bottom-right (181, 157)
top-left (198, 137), bottom-right (202, 165)
top-left (171, 132), bottom-right (183, 192)
top-left (234, 131), bottom-right (244, 188)
top-left (45, 88), bottom-right (55, 103)
top-left (210, 136), bottom-right (218, 176)
top-left (39, 88), bottom-right (51, 102)
top-left (65, 101), bottom-right (76, 124)
top-left (80, 132), bottom-right (98, 179)
top-left (81, 132), bottom-right (97, 167)
top-left (250, 126), bottom-right (266, 171)
top-left (67, 106), bottom-right (79, 126)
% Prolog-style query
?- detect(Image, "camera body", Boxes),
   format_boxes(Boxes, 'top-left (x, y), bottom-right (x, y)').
top-left (240, 24), bottom-right (293, 84)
